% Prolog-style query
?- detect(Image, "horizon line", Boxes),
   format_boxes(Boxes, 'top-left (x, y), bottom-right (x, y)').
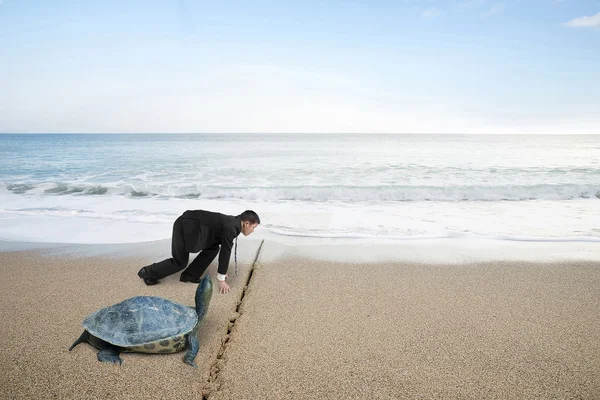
top-left (2, 132), bottom-right (599, 136)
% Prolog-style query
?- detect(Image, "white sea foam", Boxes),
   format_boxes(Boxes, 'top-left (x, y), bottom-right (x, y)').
top-left (1, 134), bottom-right (599, 247)
top-left (1, 190), bottom-right (599, 245)
top-left (3, 182), bottom-right (600, 201)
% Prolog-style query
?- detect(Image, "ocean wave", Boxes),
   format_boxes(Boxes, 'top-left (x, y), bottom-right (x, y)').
top-left (42, 184), bottom-right (108, 195)
top-left (6, 183), bottom-right (35, 194)
top-left (2, 182), bottom-right (600, 202)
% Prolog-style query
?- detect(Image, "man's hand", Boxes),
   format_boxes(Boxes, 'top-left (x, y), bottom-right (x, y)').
top-left (218, 280), bottom-right (230, 294)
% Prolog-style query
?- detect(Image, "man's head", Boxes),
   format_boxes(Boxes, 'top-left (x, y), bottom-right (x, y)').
top-left (239, 210), bottom-right (260, 236)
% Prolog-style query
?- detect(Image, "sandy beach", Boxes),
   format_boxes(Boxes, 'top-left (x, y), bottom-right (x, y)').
top-left (1, 240), bottom-right (599, 399)
top-left (0, 239), bottom-right (263, 400)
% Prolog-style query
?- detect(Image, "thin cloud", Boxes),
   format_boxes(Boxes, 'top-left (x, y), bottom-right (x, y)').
top-left (422, 7), bottom-right (441, 18)
top-left (458, 0), bottom-right (488, 8)
top-left (563, 12), bottom-right (600, 28)
top-left (482, 3), bottom-right (504, 17)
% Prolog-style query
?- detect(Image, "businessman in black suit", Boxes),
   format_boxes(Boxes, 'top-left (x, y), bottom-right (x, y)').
top-left (138, 209), bottom-right (260, 293)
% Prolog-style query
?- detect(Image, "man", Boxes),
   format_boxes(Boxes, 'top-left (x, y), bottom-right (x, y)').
top-left (138, 209), bottom-right (260, 294)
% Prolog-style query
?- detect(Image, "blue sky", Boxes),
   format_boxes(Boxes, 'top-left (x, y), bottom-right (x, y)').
top-left (1, 0), bottom-right (599, 134)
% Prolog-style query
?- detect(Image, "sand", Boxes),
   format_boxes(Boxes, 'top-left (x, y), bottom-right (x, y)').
top-left (1, 240), bottom-right (599, 399)
top-left (0, 239), bottom-right (263, 400)
top-left (211, 240), bottom-right (600, 400)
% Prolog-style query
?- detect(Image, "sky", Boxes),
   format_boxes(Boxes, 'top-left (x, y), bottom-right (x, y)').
top-left (0, 0), bottom-right (599, 134)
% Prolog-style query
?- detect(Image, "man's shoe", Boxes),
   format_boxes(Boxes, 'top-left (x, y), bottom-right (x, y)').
top-left (180, 274), bottom-right (201, 284)
top-left (138, 267), bottom-right (158, 286)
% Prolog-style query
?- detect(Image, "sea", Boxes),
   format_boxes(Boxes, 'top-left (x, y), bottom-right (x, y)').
top-left (1, 133), bottom-right (599, 245)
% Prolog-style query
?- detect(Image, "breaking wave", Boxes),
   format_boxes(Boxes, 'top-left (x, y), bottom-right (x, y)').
top-left (2, 182), bottom-right (600, 202)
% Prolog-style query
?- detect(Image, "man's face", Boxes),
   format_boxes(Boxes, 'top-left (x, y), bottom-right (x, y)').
top-left (242, 222), bottom-right (259, 236)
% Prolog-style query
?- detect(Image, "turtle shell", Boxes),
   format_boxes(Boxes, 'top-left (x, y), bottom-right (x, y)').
top-left (83, 296), bottom-right (198, 348)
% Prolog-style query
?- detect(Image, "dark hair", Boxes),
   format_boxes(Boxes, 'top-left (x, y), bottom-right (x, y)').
top-left (239, 210), bottom-right (260, 224)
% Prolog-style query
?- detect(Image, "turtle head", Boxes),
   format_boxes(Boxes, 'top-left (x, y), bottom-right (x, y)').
top-left (194, 275), bottom-right (213, 322)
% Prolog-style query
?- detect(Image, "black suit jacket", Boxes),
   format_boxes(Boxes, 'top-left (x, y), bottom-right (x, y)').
top-left (180, 210), bottom-right (242, 274)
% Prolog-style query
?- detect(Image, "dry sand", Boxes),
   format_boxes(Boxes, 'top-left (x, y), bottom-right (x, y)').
top-left (1, 240), bottom-right (599, 399)
top-left (0, 240), bottom-right (262, 400)
top-left (213, 244), bottom-right (600, 400)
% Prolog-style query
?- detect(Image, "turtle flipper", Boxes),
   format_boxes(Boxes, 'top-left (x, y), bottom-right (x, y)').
top-left (183, 326), bottom-right (199, 368)
top-left (98, 346), bottom-right (123, 366)
top-left (94, 339), bottom-right (124, 366)
top-left (69, 330), bottom-right (89, 351)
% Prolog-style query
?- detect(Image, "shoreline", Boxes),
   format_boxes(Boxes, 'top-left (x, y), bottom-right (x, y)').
top-left (2, 234), bottom-right (600, 264)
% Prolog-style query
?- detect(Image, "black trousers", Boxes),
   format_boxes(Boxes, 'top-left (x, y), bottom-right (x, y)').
top-left (145, 217), bottom-right (220, 280)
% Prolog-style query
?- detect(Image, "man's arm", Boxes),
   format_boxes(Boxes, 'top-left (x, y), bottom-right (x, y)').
top-left (216, 225), bottom-right (236, 294)
top-left (217, 225), bottom-right (236, 278)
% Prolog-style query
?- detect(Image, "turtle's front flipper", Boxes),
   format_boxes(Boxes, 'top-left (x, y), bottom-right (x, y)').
top-left (97, 344), bottom-right (124, 366)
top-left (183, 326), bottom-right (199, 368)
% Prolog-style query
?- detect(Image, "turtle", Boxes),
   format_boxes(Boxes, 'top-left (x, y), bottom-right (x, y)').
top-left (69, 274), bottom-right (212, 367)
